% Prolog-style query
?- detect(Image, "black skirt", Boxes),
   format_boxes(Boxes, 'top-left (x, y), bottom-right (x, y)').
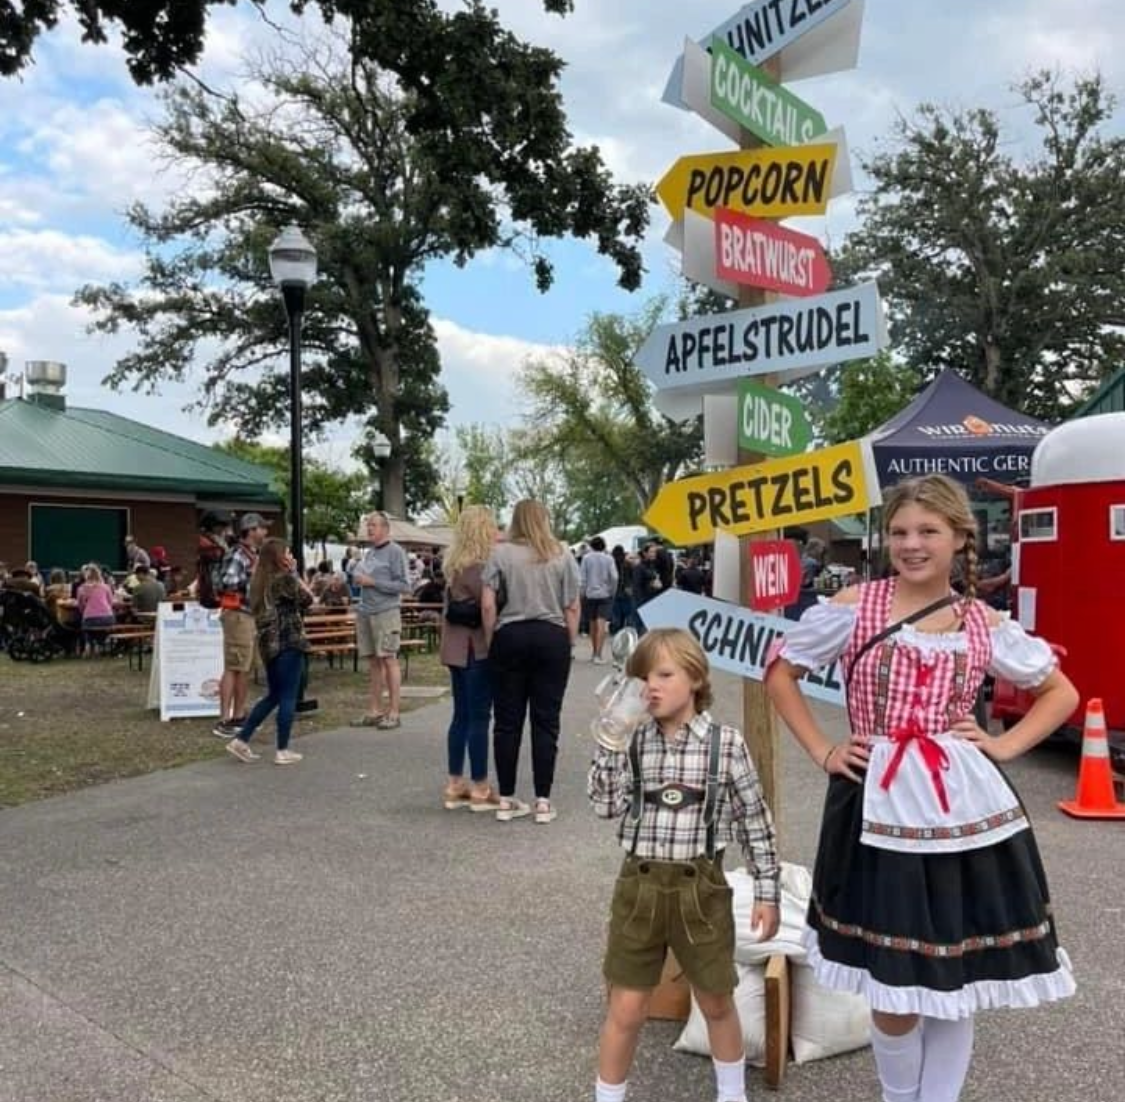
top-left (805, 773), bottom-right (1075, 1018)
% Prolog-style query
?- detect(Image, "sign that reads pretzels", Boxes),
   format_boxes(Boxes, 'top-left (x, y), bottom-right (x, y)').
top-left (643, 438), bottom-right (879, 546)
top-left (656, 143), bottom-right (836, 223)
top-left (638, 588), bottom-right (845, 707)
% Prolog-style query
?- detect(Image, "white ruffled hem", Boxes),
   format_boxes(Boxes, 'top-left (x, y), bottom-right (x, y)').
top-left (802, 928), bottom-right (1076, 1020)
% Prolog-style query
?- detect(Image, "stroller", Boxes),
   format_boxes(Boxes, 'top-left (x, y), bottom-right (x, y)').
top-left (0, 589), bottom-right (67, 662)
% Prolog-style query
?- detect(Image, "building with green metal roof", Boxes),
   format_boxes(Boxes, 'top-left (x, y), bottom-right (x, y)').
top-left (0, 388), bottom-right (280, 574)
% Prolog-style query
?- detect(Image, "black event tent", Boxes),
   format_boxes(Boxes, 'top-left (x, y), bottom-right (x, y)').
top-left (868, 369), bottom-right (1051, 488)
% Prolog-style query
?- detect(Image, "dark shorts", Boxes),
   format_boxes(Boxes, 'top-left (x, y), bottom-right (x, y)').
top-left (584, 597), bottom-right (613, 622)
top-left (602, 854), bottom-right (737, 994)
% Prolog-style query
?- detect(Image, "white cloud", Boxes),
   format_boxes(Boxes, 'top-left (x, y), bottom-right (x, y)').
top-left (0, 229), bottom-right (143, 294)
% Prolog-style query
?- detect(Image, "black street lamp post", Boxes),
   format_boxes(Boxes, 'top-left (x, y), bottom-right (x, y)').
top-left (268, 224), bottom-right (318, 574)
top-left (370, 431), bottom-right (392, 512)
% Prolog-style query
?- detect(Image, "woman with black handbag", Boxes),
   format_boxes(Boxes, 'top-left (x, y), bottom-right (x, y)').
top-left (439, 505), bottom-right (502, 812)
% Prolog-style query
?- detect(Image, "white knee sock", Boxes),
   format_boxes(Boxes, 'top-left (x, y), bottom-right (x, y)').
top-left (918, 1016), bottom-right (974, 1102)
top-left (712, 1054), bottom-right (747, 1102)
top-left (870, 1021), bottom-right (923, 1102)
top-left (594, 1077), bottom-right (627, 1102)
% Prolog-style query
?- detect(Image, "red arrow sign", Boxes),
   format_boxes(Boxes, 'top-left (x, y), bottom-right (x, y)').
top-left (748, 539), bottom-right (802, 612)
top-left (714, 208), bottom-right (831, 298)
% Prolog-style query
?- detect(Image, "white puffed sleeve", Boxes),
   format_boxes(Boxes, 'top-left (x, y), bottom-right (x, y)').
top-left (987, 617), bottom-right (1058, 689)
top-left (771, 600), bottom-right (856, 673)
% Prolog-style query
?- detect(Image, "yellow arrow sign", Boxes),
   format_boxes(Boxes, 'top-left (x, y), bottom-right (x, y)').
top-left (656, 143), bottom-right (836, 222)
top-left (644, 439), bottom-right (879, 546)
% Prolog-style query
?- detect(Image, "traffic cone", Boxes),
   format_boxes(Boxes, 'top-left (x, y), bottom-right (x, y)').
top-left (1058, 699), bottom-right (1125, 819)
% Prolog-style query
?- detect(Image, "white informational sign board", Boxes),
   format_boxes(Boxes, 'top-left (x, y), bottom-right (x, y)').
top-left (153, 602), bottom-right (224, 721)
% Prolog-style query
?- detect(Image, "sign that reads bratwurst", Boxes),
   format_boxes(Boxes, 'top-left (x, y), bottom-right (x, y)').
top-left (656, 143), bottom-right (836, 223)
top-left (635, 282), bottom-right (886, 394)
top-left (643, 438), bottom-right (880, 546)
top-left (716, 208), bottom-right (831, 297)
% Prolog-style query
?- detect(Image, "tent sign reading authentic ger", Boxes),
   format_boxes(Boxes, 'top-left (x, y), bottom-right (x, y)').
top-left (709, 38), bottom-right (828, 146)
top-left (644, 438), bottom-right (881, 545)
top-left (656, 143), bottom-right (836, 223)
top-left (635, 281), bottom-right (887, 400)
top-left (639, 588), bottom-right (845, 706)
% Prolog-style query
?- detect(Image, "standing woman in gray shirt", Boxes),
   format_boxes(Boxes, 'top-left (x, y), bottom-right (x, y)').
top-left (482, 499), bottom-right (581, 824)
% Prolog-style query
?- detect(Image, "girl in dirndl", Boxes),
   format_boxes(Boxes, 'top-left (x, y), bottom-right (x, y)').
top-left (765, 474), bottom-right (1077, 1102)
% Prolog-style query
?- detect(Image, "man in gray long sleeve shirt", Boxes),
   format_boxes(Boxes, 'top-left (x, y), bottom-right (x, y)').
top-left (352, 512), bottom-right (413, 728)
top-left (580, 535), bottom-right (618, 665)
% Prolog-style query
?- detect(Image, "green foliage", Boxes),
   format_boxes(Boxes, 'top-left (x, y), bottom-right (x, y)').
top-left (819, 352), bottom-right (922, 444)
top-left (517, 303), bottom-right (704, 517)
top-left (836, 71), bottom-right (1125, 420)
top-left (455, 424), bottom-right (509, 516)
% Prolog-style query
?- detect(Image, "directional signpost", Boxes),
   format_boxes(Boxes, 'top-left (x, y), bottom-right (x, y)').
top-left (638, 588), bottom-right (845, 706)
top-left (738, 379), bottom-right (812, 456)
top-left (644, 437), bottom-right (880, 546)
top-left (716, 208), bottom-right (832, 295)
top-left (748, 539), bottom-right (802, 612)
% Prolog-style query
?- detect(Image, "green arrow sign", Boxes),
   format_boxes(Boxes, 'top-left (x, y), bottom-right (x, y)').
top-left (709, 39), bottom-right (827, 147)
top-left (737, 380), bottom-right (812, 457)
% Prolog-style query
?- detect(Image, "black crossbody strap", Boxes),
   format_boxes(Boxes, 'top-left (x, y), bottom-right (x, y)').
top-left (844, 593), bottom-right (958, 731)
top-left (702, 722), bottom-right (722, 861)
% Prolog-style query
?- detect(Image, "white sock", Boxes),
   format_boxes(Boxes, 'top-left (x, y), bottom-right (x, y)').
top-left (594, 1076), bottom-right (627, 1102)
top-left (712, 1054), bottom-right (747, 1102)
top-left (918, 1016), bottom-right (974, 1102)
top-left (870, 1021), bottom-right (923, 1102)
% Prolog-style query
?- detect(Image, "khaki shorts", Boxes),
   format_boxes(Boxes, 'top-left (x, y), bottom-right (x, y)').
top-left (220, 609), bottom-right (257, 673)
top-left (356, 608), bottom-right (401, 659)
top-left (602, 854), bottom-right (736, 995)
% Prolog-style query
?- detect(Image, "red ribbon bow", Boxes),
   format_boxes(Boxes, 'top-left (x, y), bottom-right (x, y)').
top-left (878, 664), bottom-right (951, 814)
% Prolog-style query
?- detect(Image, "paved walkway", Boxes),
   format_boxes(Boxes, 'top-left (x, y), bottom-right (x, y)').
top-left (1, 648), bottom-right (1121, 1102)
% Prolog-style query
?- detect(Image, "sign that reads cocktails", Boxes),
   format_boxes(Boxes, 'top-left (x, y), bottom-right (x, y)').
top-left (709, 39), bottom-right (827, 147)
top-left (656, 143), bottom-right (836, 223)
top-left (738, 379), bottom-right (812, 457)
top-left (716, 208), bottom-right (831, 297)
top-left (635, 281), bottom-right (886, 393)
top-left (643, 438), bottom-right (880, 546)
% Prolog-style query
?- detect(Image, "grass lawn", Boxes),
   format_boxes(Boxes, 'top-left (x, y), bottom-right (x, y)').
top-left (0, 648), bottom-right (448, 808)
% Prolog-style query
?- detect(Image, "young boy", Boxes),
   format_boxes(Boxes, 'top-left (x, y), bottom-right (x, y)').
top-left (588, 628), bottom-right (781, 1102)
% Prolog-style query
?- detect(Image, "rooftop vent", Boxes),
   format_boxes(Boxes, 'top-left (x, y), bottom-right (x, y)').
top-left (25, 360), bottom-right (67, 411)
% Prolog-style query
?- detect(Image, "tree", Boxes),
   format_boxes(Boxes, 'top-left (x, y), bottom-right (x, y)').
top-left (455, 424), bottom-right (509, 517)
top-left (518, 303), bottom-right (704, 516)
top-left (819, 351), bottom-right (922, 444)
top-left (836, 71), bottom-right (1125, 420)
top-left (214, 438), bottom-right (372, 555)
top-left (76, 23), bottom-right (647, 516)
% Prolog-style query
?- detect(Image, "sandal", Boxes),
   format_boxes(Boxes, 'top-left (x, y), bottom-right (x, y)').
top-left (443, 781), bottom-right (472, 810)
top-left (468, 784), bottom-right (502, 812)
top-left (376, 715), bottom-right (401, 729)
top-left (351, 714), bottom-right (386, 727)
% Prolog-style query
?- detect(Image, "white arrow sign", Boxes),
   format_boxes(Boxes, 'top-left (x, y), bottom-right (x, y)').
top-left (637, 588), bottom-right (845, 706)
top-left (637, 281), bottom-right (888, 418)
top-left (663, 0), bottom-right (865, 111)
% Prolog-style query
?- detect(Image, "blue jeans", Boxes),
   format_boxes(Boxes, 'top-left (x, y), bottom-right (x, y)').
top-left (447, 654), bottom-right (492, 780)
top-left (241, 647), bottom-right (303, 751)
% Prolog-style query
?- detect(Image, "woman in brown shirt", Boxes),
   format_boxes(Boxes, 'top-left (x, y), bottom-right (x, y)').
top-left (440, 506), bottom-right (501, 811)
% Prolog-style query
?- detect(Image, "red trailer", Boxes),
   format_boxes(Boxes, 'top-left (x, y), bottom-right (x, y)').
top-left (994, 412), bottom-right (1125, 769)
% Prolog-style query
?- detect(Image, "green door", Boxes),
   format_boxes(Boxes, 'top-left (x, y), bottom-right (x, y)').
top-left (30, 505), bottom-right (127, 573)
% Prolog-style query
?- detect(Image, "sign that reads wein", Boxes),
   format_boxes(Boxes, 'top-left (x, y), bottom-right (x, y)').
top-left (738, 379), bottom-right (812, 457)
top-left (635, 281), bottom-right (885, 393)
top-left (638, 588), bottom-right (845, 707)
top-left (710, 39), bottom-right (827, 147)
top-left (749, 539), bottom-right (802, 611)
top-left (716, 208), bottom-right (831, 297)
top-left (643, 438), bottom-right (879, 546)
top-left (656, 143), bottom-right (836, 223)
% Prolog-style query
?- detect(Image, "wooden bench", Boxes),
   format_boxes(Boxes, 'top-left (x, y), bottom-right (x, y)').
top-left (105, 626), bottom-right (155, 671)
top-left (304, 633), bottom-right (427, 678)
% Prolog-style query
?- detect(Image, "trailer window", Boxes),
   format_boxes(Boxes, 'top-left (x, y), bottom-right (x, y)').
top-left (1111, 505), bottom-right (1125, 541)
top-left (1019, 508), bottom-right (1057, 542)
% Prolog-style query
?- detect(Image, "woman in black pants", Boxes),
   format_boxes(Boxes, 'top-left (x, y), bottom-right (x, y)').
top-left (482, 499), bottom-right (580, 825)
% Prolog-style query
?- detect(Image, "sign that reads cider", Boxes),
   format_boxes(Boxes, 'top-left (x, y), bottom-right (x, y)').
top-left (709, 39), bottom-right (827, 147)
top-left (738, 379), bottom-right (812, 457)
top-left (643, 439), bottom-right (879, 546)
top-left (716, 208), bottom-right (831, 297)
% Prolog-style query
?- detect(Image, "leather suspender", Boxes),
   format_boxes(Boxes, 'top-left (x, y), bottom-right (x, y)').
top-left (628, 722), bottom-right (723, 859)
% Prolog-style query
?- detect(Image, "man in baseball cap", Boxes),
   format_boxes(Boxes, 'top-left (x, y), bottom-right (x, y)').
top-left (238, 512), bottom-right (270, 534)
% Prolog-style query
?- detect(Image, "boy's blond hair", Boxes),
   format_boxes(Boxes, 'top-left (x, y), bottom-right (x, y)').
top-left (626, 628), bottom-right (714, 714)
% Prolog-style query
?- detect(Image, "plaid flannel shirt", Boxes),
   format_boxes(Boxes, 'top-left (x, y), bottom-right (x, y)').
top-left (587, 711), bottom-right (780, 905)
top-left (219, 542), bottom-right (257, 612)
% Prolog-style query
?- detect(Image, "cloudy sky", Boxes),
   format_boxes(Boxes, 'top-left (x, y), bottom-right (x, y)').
top-left (1, 0), bottom-right (1122, 461)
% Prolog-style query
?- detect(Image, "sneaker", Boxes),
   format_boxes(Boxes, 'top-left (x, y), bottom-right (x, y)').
top-left (443, 781), bottom-right (472, 810)
top-left (534, 799), bottom-right (557, 825)
top-left (212, 720), bottom-right (238, 739)
top-left (495, 797), bottom-right (531, 822)
top-left (274, 749), bottom-right (304, 765)
top-left (592, 655), bottom-right (606, 665)
top-left (225, 738), bottom-right (259, 763)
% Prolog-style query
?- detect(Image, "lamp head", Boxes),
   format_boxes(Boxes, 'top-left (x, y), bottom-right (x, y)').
top-left (268, 223), bottom-right (317, 289)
